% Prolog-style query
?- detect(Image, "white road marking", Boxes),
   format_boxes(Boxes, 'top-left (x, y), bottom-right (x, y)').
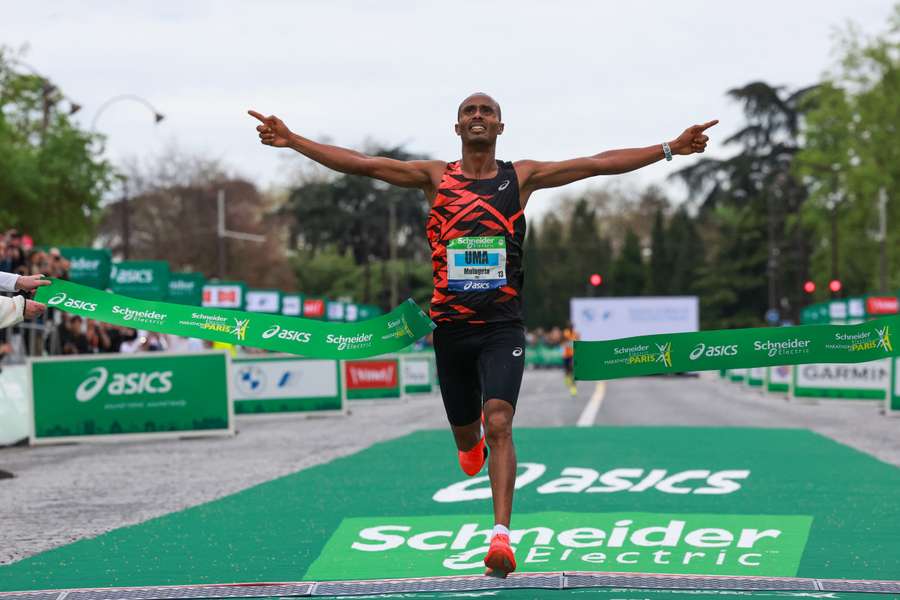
top-left (576, 381), bottom-right (606, 427)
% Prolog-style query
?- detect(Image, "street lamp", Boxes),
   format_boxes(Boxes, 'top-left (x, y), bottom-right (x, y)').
top-left (10, 59), bottom-right (82, 141)
top-left (91, 94), bottom-right (166, 259)
top-left (91, 94), bottom-right (165, 131)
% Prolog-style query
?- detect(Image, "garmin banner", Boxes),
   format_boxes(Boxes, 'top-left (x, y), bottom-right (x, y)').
top-left (575, 316), bottom-right (900, 380)
top-left (792, 359), bottom-right (890, 400)
top-left (36, 278), bottom-right (435, 360)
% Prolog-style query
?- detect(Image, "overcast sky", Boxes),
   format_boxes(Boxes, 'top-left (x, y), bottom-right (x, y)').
top-left (4, 1), bottom-right (895, 219)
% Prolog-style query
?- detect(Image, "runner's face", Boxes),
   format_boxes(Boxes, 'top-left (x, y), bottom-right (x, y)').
top-left (455, 96), bottom-right (503, 145)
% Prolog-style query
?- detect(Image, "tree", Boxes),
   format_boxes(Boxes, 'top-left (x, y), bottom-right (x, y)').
top-left (284, 144), bottom-right (431, 303)
top-left (645, 208), bottom-right (670, 295)
top-left (673, 80), bottom-right (817, 325)
top-left (0, 47), bottom-right (114, 243)
top-left (695, 205), bottom-right (768, 328)
top-left (522, 225), bottom-right (543, 328)
top-left (666, 206), bottom-right (704, 295)
top-left (96, 147), bottom-right (295, 290)
top-left (796, 7), bottom-right (900, 294)
top-left (611, 229), bottom-right (645, 296)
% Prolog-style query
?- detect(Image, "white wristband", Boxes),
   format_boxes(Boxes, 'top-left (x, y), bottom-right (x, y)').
top-left (662, 142), bottom-right (673, 161)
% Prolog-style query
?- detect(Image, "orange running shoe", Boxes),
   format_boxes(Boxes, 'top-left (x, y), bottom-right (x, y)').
top-left (458, 436), bottom-right (487, 476)
top-left (484, 533), bottom-right (516, 578)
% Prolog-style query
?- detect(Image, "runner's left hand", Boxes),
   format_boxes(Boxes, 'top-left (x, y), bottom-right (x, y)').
top-left (671, 120), bottom-right (718, 155)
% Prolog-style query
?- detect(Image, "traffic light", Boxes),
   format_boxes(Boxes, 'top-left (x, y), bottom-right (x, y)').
top-left (829, 279), bottom-right (842, 293)
top-left (803, 280), bottom-right (816, 294)
top-left (590, 273), bottom-right (603, 287)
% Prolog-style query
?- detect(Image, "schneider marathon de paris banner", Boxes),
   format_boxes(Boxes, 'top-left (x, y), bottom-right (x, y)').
top-left (575, 315), bottom-right (900, 380)
top-left (36, 279), bottom-right (436, 359)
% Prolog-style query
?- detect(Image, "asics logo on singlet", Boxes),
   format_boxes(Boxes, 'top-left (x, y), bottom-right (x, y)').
top-left (463, 281), bottom-right (491, 291)
top-left (512, 347), bottom-right (523, 357)
top-left (498, 179), bottom-right (510, 191)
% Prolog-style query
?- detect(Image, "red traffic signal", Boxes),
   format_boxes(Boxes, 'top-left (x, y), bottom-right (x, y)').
top-left (803, 280), bottom-right (816, 294)
top-left (589, 273), bottom-right (603, 287)
top-left (829, 279), bottom-right (842, 293)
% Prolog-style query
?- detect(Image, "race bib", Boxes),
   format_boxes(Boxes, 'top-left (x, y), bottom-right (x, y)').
top-left (446, 236), bottom-right (507, 292)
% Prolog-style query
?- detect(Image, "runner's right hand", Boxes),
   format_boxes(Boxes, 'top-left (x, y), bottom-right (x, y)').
top-left (248, 110), bottom-right (292, 147)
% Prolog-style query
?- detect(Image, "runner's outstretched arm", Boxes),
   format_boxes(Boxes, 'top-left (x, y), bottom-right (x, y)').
top-left (248, 110), bottom-right (444, 192)
top-left (516, 120), bottom-right (718, 195)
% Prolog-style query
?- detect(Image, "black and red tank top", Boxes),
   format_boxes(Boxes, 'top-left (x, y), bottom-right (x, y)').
top-left (426, 160), bottom-right (526, 325)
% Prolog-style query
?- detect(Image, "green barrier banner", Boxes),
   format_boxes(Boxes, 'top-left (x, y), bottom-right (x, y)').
top-left (167, 272), bottom-right (205, 306)
top-left (766, 365), bottom-right (792, 393)
top-left (889, 358), bottom-right (900, 416)
top-left (60, 247), bottom-right (111, 289)
top-left (29, 351), bottom-right (231, 443)
top-left (36, 279), bottom-right (436, 360)
top-left (109, 260), bottom-right (170, 300)
top-left (575, 316), bottom-right (900, 380)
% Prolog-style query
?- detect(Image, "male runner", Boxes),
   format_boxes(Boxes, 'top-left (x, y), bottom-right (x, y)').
top-left (249, 96), bottom-right (715, 576)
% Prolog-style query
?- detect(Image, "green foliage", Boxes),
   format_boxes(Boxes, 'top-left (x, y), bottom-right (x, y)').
top-left (290, 246), bottom-right (432, 308)
top-left (796, 7), bottom-right (900, 294)
top-left (646, 208), bottom-right (670, 295)
top-left (611, 229), bottom-right (645, 296)
top-left (673, 78), bottom-right (815, 324)
top-left (695, 205), bottom-right (767, 328)
top-left (0, 48), bottom-right (114, 243)
top-left (666, 207), bottom-right (704, 296)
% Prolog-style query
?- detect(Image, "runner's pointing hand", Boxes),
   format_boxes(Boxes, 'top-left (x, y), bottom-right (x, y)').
top-left (671, 119), bottom-right (718, 155)
top-left (248, 109), bottom-right (292, 147)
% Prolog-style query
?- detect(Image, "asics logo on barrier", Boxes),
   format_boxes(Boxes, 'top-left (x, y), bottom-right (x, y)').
top-left (75, 367), bottom-right (173, 402)
top-left (261, 324), bottom-right (312, 343)
top-left (463, 281), bottom-right (492, 291)
top-left (47, 292), bottom-right (98, 312)
top-left (690, 343), bottom-right (738, 361)
top-left (76, 367), bottom-right (108, 402)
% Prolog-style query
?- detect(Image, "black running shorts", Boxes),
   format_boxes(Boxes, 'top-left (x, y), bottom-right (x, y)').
top-left (433, 322), bottom-right (526, 426)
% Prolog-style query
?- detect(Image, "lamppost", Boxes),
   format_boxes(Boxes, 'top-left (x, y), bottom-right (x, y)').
top-left (91, 94), bottom-right (164, 131)
top-left (11, 59), bottom-right (82, 141)
top-left (91, 94), bottom-right (165, 259)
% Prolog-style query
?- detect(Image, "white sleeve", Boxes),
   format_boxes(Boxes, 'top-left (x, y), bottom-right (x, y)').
top-left (0, 296), bottom-right (24, 329)
top-left (0, 271), bottom-right (19, 293)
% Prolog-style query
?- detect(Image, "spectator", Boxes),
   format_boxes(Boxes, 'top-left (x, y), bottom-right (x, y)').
top-left (58, 314), bottom-right (89, 355)
top-left (48, 247), bottom-right (70, 279)
top-left (103, 324), bottom-right (138, 353)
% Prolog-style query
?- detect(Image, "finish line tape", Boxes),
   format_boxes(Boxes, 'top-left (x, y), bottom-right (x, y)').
top-left (574, 316), bottom-right (900, 380)
top-left (35, 279), bottom-right (436, 359)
